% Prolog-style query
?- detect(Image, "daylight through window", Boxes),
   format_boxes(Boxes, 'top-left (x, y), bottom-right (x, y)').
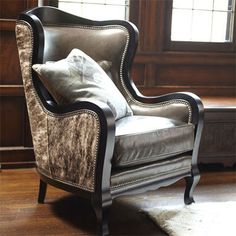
top-left (171, 0), bottom-right (235, 42)
top-left (58, 0), bottom-right (129, 20)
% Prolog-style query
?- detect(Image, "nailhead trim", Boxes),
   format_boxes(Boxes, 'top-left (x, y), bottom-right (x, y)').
top-left (132, 99), bottom-right (192, 123)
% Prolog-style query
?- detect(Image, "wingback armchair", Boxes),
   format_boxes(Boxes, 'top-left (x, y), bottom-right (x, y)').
top-left (16, 6), bottom-right (204, 235)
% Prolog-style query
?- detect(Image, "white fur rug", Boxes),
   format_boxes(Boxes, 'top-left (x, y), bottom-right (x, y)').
top-left (144, 201), bottom-right (236, 236)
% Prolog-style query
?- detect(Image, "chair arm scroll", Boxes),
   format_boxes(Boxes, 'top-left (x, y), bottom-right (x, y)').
top-left (130, 92), bottom-right (204, 125)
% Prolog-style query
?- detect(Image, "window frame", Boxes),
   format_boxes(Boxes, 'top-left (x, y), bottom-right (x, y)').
top-left (164, 0), bottom-right (236, 52)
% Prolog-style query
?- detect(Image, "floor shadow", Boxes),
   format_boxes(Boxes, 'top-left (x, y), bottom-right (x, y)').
top-left (50, 195), bottom-right (96, 234)
top-left (49, 194), bottom-right (167, 235)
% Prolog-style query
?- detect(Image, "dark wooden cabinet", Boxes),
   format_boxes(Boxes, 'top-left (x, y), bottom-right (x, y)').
top-left (199, 101), bottom-right (236, 167)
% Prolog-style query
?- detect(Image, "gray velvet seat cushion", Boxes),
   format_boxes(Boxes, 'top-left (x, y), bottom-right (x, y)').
top-left (112, 116), bottom-right (194, 168)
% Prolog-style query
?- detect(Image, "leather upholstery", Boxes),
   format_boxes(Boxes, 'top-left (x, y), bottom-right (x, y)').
top-left (42, 25), bottom-right (191, 124)
top-left (43, 25), bottom-right (128, 95)
top-left (111, 154), bottom-right (191, 192)
top-left (113, 116), bottom-right (194, 167)
top-left (130, 101), bottom-right (191, 123)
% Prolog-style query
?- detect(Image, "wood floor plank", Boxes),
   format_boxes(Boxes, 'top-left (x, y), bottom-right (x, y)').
top-left (0, 168), bottom-right (235, 235)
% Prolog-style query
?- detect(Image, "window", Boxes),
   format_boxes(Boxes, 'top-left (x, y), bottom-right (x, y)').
top-left (164, 0), bottom-right (236, 52)
top-left (171, 0), bottom-right (235, 43)
top-left (57, 0), bottom-right (129, 20)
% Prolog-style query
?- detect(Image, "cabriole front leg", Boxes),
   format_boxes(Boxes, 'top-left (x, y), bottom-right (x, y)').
top-left (184, 167), bottom-right (200, 205)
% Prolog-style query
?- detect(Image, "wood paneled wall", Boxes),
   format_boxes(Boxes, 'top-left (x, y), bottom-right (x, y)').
top-left (0, 0), bottom-right (235, 168)
top-left (0, 0), bottom-right (38, 168)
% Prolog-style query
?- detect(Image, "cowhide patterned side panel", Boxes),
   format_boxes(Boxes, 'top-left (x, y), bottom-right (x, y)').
top-left (16, 21), bottom-right (100, 192)
top-left (47, 112), bottom-right (100, 191)
top-left (15, 22), bottom-right (51, 175)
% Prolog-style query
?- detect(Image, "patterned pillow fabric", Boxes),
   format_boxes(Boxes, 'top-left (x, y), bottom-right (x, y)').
top-left (97, 60), bottom-right (112, 74)
top-left (32, 49), bottom-right (133, 120)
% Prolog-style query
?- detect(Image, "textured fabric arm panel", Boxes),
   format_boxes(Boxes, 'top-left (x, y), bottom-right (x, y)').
top-left (47, 111), bottom-right (100, 192)
top-left (16, 21), bottom-right (101, 192)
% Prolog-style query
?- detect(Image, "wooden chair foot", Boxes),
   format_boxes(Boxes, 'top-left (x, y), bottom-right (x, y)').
top-left (92, 196), bottom-right (112, 236)
top-left (184, 170), bottom-right (200, 205)
top-left (38, 179), bottom-right (47, 204)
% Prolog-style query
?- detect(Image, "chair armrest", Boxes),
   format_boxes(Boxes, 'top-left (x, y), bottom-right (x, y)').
top-left (129, 91), bottom-right (204, 167)
top-left (129, 92), bottom-right (204, 125)
top-left (37, 100), bottom-right (115, 193)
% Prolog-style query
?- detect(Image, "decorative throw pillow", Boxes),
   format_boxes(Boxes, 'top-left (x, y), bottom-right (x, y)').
top-left (97, 60), bottom-right (112, 74)
top-left (32, 48), bottom-right (133, 120)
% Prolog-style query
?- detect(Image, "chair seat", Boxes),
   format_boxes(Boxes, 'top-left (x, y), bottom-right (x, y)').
top-left (112, 116), bottom-right (194, 168)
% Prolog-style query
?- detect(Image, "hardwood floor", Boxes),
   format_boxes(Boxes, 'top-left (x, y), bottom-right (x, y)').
top-left (0, 168), bottom-right (235, 236)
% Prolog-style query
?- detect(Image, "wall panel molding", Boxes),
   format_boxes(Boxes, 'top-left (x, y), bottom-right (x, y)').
top-left (0, 86), bottom-right (25, 96)
top-left (134, 52), bottom-right (236, 65)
